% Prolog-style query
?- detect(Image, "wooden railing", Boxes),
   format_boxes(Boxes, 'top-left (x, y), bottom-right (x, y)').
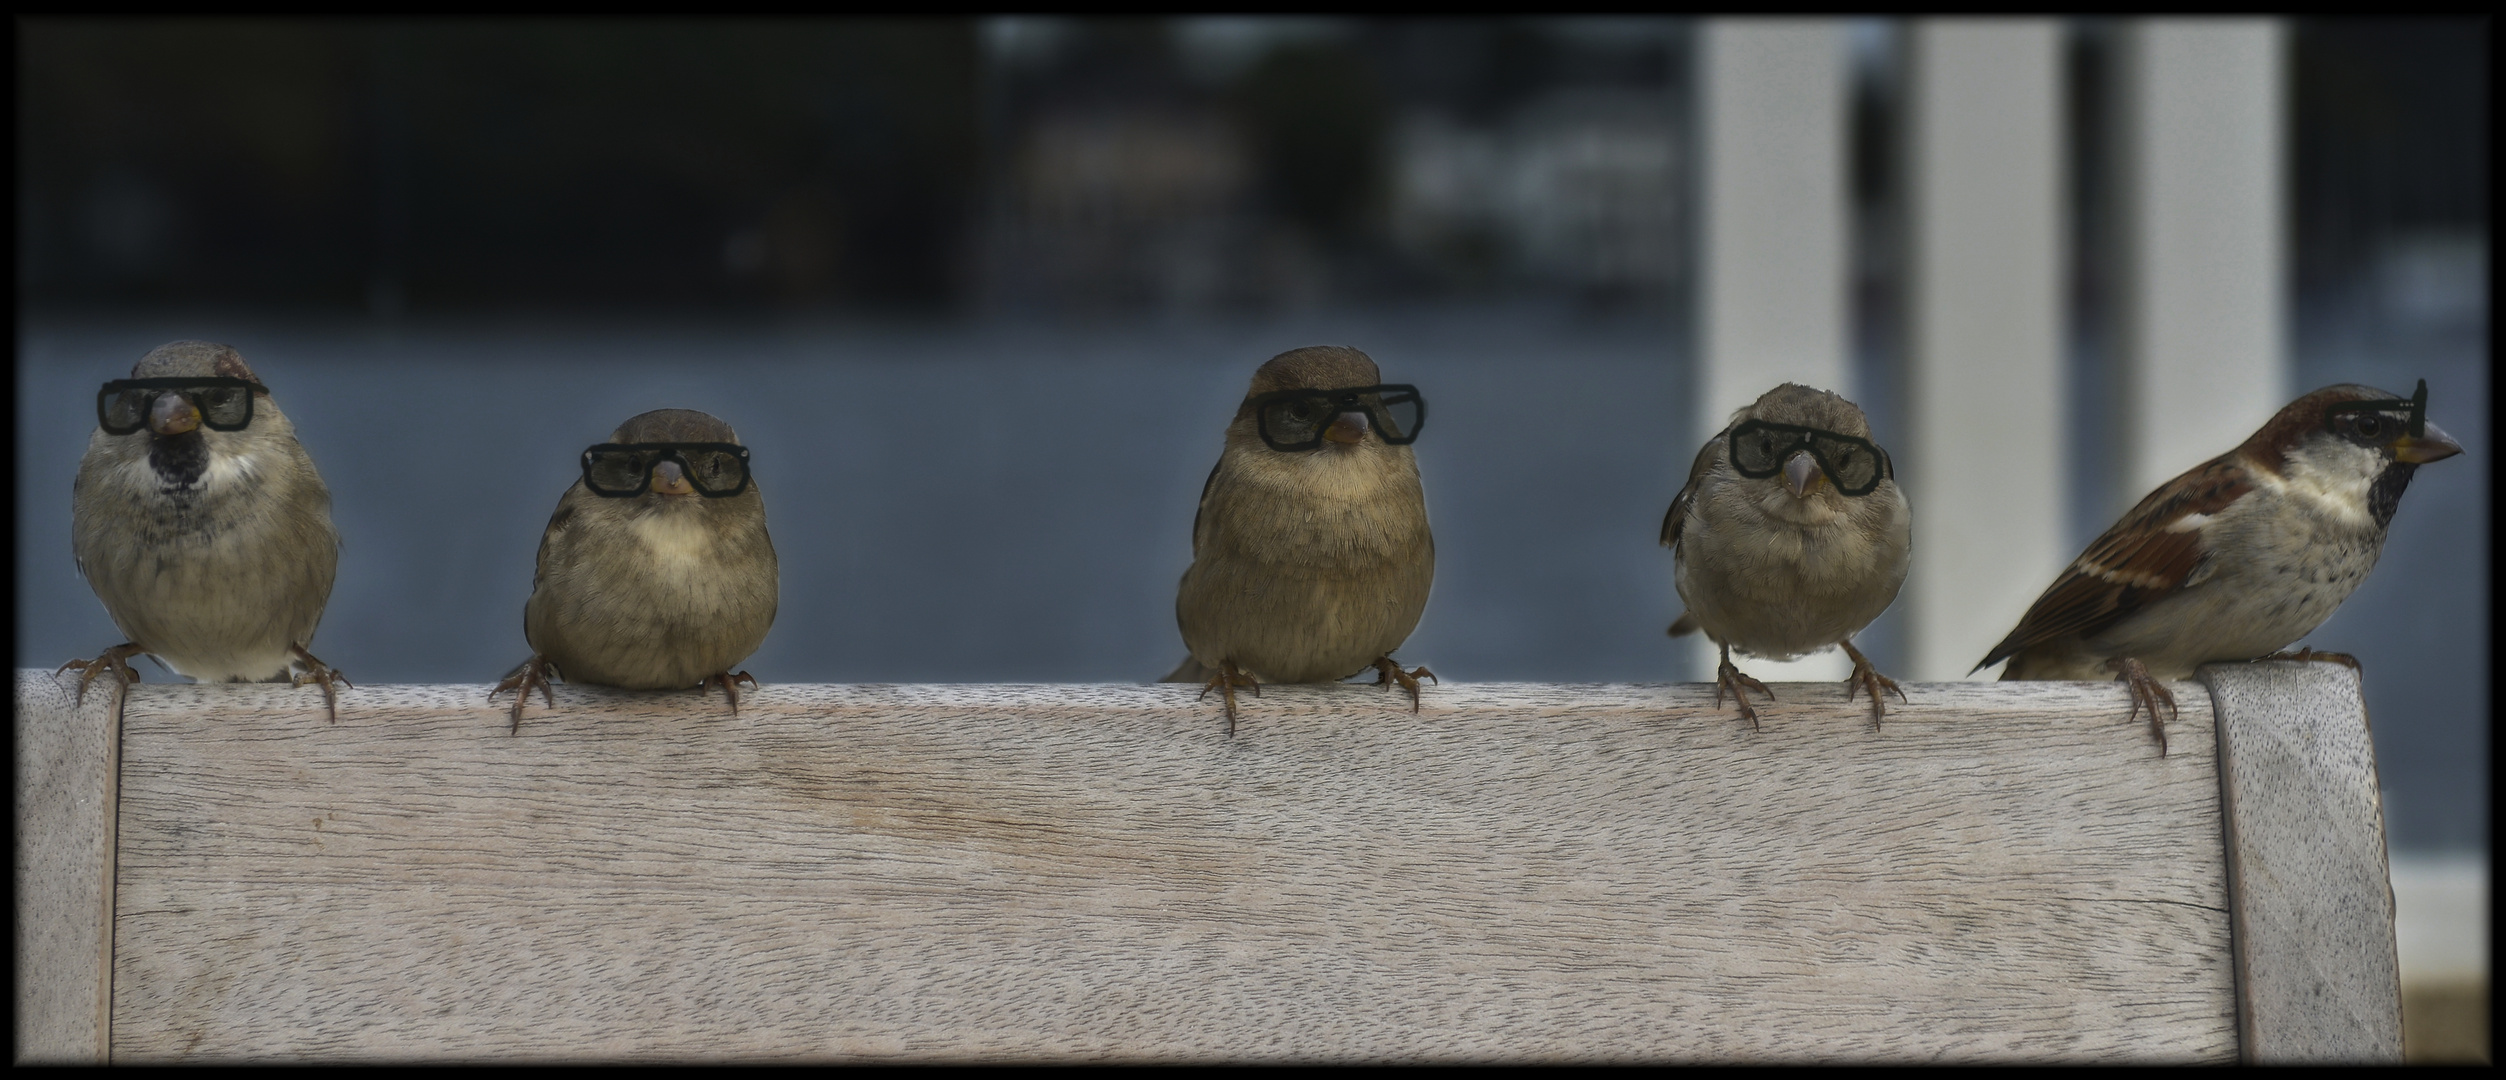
top-left (16, 664), bottom-right (2398, 1062)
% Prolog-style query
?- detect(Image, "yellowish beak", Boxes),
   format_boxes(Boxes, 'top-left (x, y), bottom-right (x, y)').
top-left (1324, 411), bottom-right (1369, 445)
top-left (651, 459), bottom-right (697, 496)
top-left (1782, 451), bottom-right (1824, 498)
top-left (148, 393), bottom-right (201, 436)
top-left (2392, 419), bottom-right (2463, 464)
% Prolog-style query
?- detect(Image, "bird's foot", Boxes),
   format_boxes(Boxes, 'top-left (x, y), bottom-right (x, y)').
top-left (2257, 647), bottom-right (2361, 671)
top-left (489, 654), bottom-right (559, 734)
top-left (1837, 640), bottom-right (1906, 731)
top-left (703, 670), bottom-right (761, 715)
top-left (1196, 660), bottom-right (1259, 737)
top-left (2112, 657), bottom-right (2179, 756)
top-left (288, 645), bottom-right (352, 723)
top-left (56, 642), bottom-right (145, 710)
top-left (1370, 656), bottom-right (1437, 713)
top-left (1713, 649), bottom-right (1775, 731)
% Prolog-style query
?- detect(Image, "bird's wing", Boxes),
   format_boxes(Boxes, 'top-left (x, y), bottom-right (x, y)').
top-left (532, 485), bottom-right (582, 592)
top-left (1976, 454), bottom-right (2256, 671)
top-left (1189, 458), bottom-right (1220, 557)
top-left (1659, 433), bottom-right (1721, 550)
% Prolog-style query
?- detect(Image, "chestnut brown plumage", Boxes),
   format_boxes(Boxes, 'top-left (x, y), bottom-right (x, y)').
top-left (1980, 382), bottom-right (2462, 753)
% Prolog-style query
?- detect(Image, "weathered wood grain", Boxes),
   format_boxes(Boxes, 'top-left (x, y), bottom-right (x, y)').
top-left (2203, 661), bottom-right (2405, 1063)
top-left (90, 677), bottom-right (2240, 1062)
top-left (14, 669), bottom-right (121, 1064)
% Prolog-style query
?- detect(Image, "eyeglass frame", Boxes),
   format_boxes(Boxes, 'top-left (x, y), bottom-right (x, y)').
top-left (579, 441), bottom-right (754, 498)
top-left (2321, 378), bottom-right (2428, 439)
top-left (1247, 384), bottom-right (1427, 453)
top-left (96, 376), bottom-right (267, 436)
top-left (1725, 419), bottom-right (1891, 497)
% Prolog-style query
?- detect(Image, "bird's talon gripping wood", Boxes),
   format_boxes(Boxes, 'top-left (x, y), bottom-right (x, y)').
top-left (1838, 639), bottom-right (1905, 731)
top-left (1713, 643), bottom-right (1776, 731)
top-left (1197, 660), bottom-right (1260, 737)
top-left (287, 645), bottom-right (350, 722)
top-left (490, 654), bottom-right (560, 733)
top-left (703, 670), bottom-right (760, 715)
top-left (57, 642), bottom-right (145, 709)
top-left (2115, 657), bottom-right (2180, 756)
top-left (1370, 656), bottom-right (1435, 712)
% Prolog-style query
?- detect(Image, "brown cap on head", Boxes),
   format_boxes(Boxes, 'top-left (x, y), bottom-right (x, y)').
top-left (131, 341), bottom-right (263, 389)
top-left (609, 408), bottom-right (740, 445)
top-left (1246, 346), bottom-right (1383, 398)
top-left (1746, 382), bottom-right (1871, 437)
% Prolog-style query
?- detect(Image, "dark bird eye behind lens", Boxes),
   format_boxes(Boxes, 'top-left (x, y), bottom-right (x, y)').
top-left (1249, 384), bottom-right (1426, 452)
top-left (580, 442), bottom-right (751, 498)
top-left (95, 377), bottom-right (263, 435)
top-left (1727, 419), bottom-right (1885, 496)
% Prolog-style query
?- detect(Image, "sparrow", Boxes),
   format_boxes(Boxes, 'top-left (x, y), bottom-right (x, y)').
top-left (491, 409), bottom-right (778, 731)
top-left (1161, 346), bottom-right (1436, 736)
top-left (61, 340), bottom-right (350, 718)
top-left (1978, 380), bottom-right (2461, 754)
top-left (1662, 383), bottom-right (1912, 730)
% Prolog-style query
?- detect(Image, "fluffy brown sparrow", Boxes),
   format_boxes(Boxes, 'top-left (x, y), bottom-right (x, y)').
top-left (1162, 346), bottom-right (1436, 735)
top-left (61, 340), bottom-right (350, 718)
top-left (1663, 383), bottom-right (1912, 730)
top-left (1979, 380), bottom-right (2462, 753)
top-left (492, 409), bottom-right (778, 731)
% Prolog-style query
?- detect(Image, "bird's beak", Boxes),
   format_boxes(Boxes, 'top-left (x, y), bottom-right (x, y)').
top-left (2392, 419), bottom-right (2463, 464)
top-left (148, 393), bottom-right (200, 436)
top-left (1782, 450), bottom-right (1823, 498)
top-left (650, 459), bottom-right (697, 496)
top-left (1324, 410), bottom-right (1369, 445)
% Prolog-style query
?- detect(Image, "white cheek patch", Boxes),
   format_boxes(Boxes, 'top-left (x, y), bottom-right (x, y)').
top-left (2278, 445), bottom-right (2377, 526)
top-left (201, 450), bottom-right (260, 489)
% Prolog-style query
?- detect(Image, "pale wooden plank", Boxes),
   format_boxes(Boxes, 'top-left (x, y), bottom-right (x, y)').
top-left (13, 669), bottom-right (121, 1064)
top-left (102, 678), bottom-right (2238, 1062)
top-left (2203, 661), bottom-right (2404, 1063)
top-left (1901, 20), bottom-right (2070, 681)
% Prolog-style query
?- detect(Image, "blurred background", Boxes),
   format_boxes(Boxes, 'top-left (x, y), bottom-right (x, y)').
top-left (14, 17), bottom-right (2486, 1058)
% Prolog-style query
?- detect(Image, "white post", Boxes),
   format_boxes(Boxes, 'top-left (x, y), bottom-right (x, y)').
top-left (1693, 18), bottom-right (1852, 681)
top-left (2111, 19), bottom-right (2288, 511)
top-left (1902, 20), bottom-right (2068, 681)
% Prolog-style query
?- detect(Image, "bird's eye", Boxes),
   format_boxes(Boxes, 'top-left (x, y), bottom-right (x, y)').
top-left (2355, 415), bottom-right (2383, 438)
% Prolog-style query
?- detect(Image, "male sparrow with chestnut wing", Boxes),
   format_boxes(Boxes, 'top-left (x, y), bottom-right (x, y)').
top-left (492, 409), bottom-right (778, 731)
top-left (62, 340), bottom-right (350, 718)
top-left (1978, 381), bottom-right (2461, 754)
top-left (1663, 383), bottom-right (1912, 730)
top-left (1161, 346), bottom-right (1436, 736)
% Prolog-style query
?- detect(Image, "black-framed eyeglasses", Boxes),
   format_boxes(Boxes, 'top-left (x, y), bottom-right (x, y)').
top-left (1727, 419), bottom-right (1888, 497)
top-left (580, 442), bottom-right (753, 498)
top-left (1249, 384), bottom-right (1426, 452)
top-left (96, 377), bottom-right (266, 435)
top-left (2322, 379), bottom-right (2428, 441)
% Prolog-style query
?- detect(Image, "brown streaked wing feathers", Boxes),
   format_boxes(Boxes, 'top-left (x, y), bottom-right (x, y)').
top-left (1977, 455), bottom-right (2256, 669)
top-left (1660, 434), bottom-right (1722, 549)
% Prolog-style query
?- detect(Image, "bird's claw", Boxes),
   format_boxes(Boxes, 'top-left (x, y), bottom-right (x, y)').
top-left (490, 654), bottom-right (559, 734)
top-left (2257, 647), bottom-right (2361, 671)
top-left (56, 643), bottom-right (145, 710)
top-left (1713, 645), bottom-right (1775, 731)
top-left (1197, 660), bottom-right (1259, 737)
top-left (1370, 656), bottom-right (1436, 713)
top-left (2113, 657), bottom-right (2179, 756)
top-left (1838, 640), bottom-right (1905, 731)
top-left (288, 645), bottom-right (351, 723)
top-left (703, 670), bottom-right (761, 715)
